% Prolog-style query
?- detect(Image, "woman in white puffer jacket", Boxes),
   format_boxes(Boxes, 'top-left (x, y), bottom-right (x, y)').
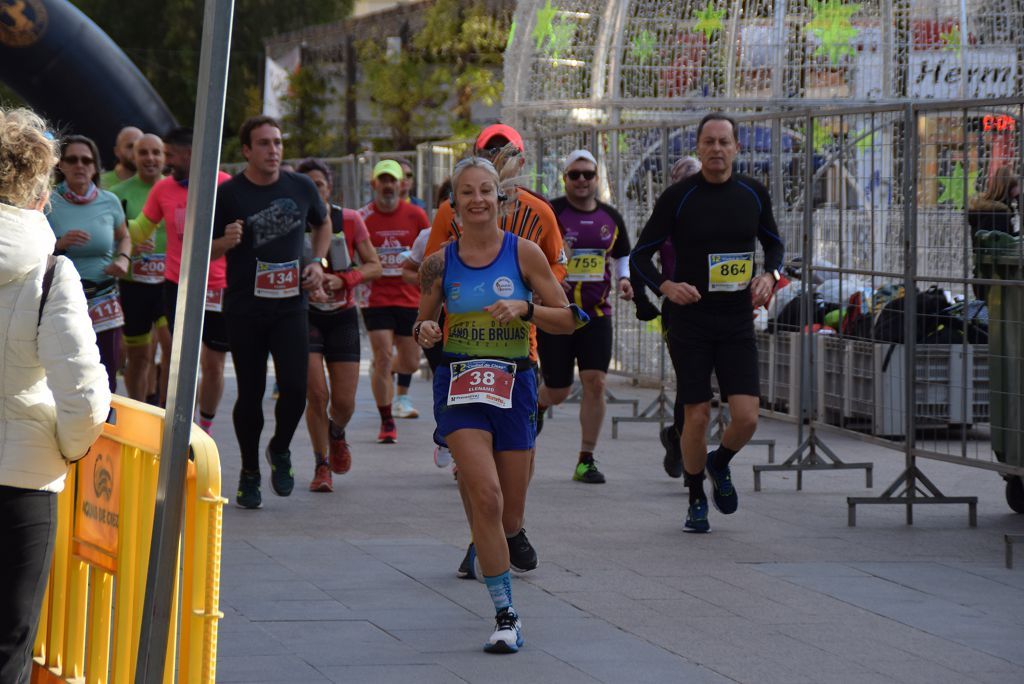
top-left (0, 107), bottom-right (112, 684)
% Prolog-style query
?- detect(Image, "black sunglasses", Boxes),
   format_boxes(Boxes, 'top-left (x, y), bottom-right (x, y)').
top-left (566, 170), bottom-right (596, 181)
top-left (62, 155), bottom-right (95, 166)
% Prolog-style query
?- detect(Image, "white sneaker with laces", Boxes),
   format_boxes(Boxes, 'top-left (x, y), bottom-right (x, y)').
top-left (434, 445), bottom-right (452, 468)
top-left (484, 608), bottom-right (523, 653)
top-left (392, 395), bottom-right (419, 419)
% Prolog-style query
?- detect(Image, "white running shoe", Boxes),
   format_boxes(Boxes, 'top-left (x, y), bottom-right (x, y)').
top-left (392, 395), bottom-right (419, 419)
top-left (434, 445), bottom-right (452, 468)
top-left (484, 608), bottom-right (523, 654)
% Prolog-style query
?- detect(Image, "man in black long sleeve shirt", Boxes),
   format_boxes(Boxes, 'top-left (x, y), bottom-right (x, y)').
top-left (630, 113), bottom-right (784, 533)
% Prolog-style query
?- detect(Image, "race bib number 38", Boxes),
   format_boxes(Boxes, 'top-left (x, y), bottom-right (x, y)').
top-left (447, 359), bottom-right (516, 409)
top-left (254, 259), bottom-right (300, 298)
top-left (566, 248), bottom-right (606, 282)
top-left (708, 252), bottom-right (754, 292)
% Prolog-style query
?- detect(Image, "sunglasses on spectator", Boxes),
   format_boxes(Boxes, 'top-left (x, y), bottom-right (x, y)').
top-left (566, 170), bottom-right (596, 180)
top-left (62, 155), bottom-right (95, 166)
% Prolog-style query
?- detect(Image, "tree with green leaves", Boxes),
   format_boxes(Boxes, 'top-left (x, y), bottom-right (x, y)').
top-left (358, 0), bottom-right (510, 148)
top-left (71, 1), bottom-right (353, 158)
top-left (281, 61), bottom-right (337, 158)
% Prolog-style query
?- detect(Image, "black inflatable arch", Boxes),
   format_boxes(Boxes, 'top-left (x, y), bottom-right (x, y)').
top-left (0, 0), bottom-right (177, 169)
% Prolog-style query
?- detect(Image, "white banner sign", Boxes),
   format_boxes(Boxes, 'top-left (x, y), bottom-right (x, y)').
top-left (909, 49), bottom-right (1017, 99)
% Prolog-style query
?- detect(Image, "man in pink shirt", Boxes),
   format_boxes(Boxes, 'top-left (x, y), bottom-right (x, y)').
top-left (129, 127), bottom-right (231, 433)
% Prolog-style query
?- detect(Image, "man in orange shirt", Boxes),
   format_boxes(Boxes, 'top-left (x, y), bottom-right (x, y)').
top-left (424, 124), bottom-right (566, 581)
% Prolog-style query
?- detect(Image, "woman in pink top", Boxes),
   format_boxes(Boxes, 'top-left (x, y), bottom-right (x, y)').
top-left (298, 159), bottom-right (382, 492)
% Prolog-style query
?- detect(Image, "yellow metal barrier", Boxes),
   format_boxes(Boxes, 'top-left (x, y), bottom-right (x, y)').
top-left (32, 396), bottom-right (225, 684)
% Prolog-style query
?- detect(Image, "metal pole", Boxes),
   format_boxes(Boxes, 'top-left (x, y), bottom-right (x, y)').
top-left (134, 1), bottom-right (234, 681)
top-left (902, 104), bottom-right (919, 524)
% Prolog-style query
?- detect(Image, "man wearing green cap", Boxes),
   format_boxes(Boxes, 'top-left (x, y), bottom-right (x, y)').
top-left (359, 160), bottom-right (430, 444)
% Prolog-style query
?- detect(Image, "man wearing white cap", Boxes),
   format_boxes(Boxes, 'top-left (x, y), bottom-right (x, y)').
top-left (537, 149), bottom-right (633, 484)
top-left (360, 160), bottom-right (430, 444)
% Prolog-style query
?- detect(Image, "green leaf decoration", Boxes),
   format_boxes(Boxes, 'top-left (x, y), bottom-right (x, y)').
top-left (806, 0), bottom-right (861, 65)
top-left (940, 25), bottom-right (960, 54)
top-left (936, 162), bottom-right (979, 210)
top-left (693, 3), bottom-right (725, 41)
top-left (631, 29), bottom-right (657, 65)
top-left (533, 0), bottom-right (557, 50)
top-left (507, 18), bottom-right (517, 51)
top-left (812, 120), bottom-right (834, 152)
top-left (547, 21), bottom-right (575, 58)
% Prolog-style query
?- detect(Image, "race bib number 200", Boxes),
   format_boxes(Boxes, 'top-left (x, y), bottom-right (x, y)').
top-left (254, 259), bottom-right (301, 298)
top-left (708, 252), bottom-right (753, 292)
top-left (447, 359), bottom-right (516, 409)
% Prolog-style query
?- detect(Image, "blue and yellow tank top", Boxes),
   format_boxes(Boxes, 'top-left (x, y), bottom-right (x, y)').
top-left (443, 231), bottom-right (532, 359)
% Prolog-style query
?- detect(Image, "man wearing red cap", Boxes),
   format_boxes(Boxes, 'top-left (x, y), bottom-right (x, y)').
top-left (424, 123), bottom-right (566, 581)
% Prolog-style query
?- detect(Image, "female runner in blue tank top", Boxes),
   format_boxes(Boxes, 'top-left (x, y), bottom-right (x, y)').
top-left (414, 157), bottom-right (584, 654)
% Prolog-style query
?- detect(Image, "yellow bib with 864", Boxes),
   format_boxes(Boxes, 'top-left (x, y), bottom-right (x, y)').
top-left (708, 252), bottom-right (753, 292)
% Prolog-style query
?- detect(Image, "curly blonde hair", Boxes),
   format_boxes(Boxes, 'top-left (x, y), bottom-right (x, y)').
top-left (0, 107), bottom-right (58, 208)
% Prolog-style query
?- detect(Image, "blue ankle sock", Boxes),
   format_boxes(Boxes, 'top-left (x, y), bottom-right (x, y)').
top-left (483, 570), bottom-right (513, 614)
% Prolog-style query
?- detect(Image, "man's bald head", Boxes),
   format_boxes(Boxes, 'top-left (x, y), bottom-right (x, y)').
top-left (114, 126), bottom-right (144, 171)
top-left (134, 133), bottom-right (165, 184)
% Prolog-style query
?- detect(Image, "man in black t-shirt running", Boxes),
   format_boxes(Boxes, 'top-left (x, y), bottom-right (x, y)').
top-left (212, 115), bottom-right (331, 509)
top-left (631, 112), bottom-right (784, 534)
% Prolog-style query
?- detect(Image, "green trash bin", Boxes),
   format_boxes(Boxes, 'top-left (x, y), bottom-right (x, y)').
top-left (974, 230), bottom-right (1024, 512)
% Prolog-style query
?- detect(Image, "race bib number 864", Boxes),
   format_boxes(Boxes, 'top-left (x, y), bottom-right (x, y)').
top-left (708, 252), bottom-right (753, 292)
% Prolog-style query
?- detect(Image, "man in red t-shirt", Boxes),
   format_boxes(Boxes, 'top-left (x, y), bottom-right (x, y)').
top-left (360, 160), bottom-right (429, 444)
top-left (130, 127), bottom-right (232, 433)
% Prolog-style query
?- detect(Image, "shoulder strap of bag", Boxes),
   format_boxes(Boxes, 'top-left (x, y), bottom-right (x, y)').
top-left (38, 254), bottom-right (57, 327)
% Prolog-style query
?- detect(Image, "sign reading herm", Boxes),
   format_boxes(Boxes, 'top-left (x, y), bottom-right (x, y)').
top-left (73, 436), bottom-right (121, 574)
top-left (909, 49), bottom-right (1017, 100)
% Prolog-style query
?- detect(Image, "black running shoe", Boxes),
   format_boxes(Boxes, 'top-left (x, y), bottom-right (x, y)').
top-left (265, 446), bottom-right (294, 497)
top-left (706, 455), bottom-right (738, 515)
top-left (236, 470), bottom-right (262, 509)
top-left (507, 529), bottom-right (538, 572)
top-left (660, 425), bottom-right (683, 478)
top-left (457, 543), bottom-right (476, 579)
top-left (535, 407), bottom-right (545, 437)
top-left (573, 459), bottom-right (606, 484)
top-left (684, 499), bottom-right (710, 533)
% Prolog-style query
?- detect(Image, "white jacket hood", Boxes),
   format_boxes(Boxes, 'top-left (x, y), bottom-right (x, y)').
top-left (0, 203), bottom-right (56, 287)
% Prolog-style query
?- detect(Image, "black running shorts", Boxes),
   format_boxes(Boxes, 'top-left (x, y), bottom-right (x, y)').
top-left (120, 280), bottom-right (166, 342)
top-left (161, 281), bottom-right (230, 353)
top-left (361, 306), bottom-right (417, 336)
top-left (537, 315), bottom-right (613, 389)
top-left (309, 307), bottom-right (361, 363)
top-left (664, 302), bottom-right (759, 405)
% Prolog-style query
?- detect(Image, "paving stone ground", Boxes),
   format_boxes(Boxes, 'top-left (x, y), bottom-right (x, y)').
top-left (206, 360), bottom-right (1024, 683)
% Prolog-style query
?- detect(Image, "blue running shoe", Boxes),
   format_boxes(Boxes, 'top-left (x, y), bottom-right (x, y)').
top-left (706, 456), bottom-right (738, 514)
top-left (457, 543), bottom-right (476, 579)
top-left (484, 608), bottom-right (523, 654)
top-left (684, 499), bottom-right (710, 533)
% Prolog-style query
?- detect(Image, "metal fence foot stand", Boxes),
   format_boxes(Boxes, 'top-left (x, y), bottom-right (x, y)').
top-left (708, 403), bottom-right (776, 464)
top-left (754, 430), bottom-right (871, 491)
top-left (612, 342), bottom-right (671, 438)
top-left (1006, 535), bottom-right (1024, 569)
top-left (846, 465), bottom-right (977, 527)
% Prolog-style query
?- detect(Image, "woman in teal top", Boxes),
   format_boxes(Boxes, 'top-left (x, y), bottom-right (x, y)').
top-left (415, 157), bottom-right (581, 654)
top-left (45, 135), bottom-right (131, 392)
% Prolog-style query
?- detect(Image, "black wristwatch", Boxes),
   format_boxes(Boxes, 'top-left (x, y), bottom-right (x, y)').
top-left (521, 301), bottom-right (535, 322)
top-left (412, 320), bottom-right (424, 342)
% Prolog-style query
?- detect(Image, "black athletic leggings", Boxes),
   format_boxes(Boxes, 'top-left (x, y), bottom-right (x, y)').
top-left (0, 486), bottom-right (57, 684)
top-left (226, 310), bottom-right (309, 472)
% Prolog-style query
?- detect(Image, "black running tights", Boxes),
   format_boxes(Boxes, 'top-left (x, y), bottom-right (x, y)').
top-left (226, 310), bottom-right (309, 472)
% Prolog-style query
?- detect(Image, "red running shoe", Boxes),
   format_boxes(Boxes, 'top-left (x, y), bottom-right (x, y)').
top-left (309, 462), bottom-right (333, 492)
top-left (377, 419), bottom-right (397, 444)
top-left (329, 438), bottom-right (352, 474)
